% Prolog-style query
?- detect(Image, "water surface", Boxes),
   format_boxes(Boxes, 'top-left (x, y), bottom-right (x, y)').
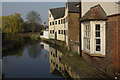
top-left (2, 41), bottom-right (64, 79)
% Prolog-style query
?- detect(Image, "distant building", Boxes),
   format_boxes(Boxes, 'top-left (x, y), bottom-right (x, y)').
top-left (49, 1), bottom-right (80, 53)
top-left (81, 2), bottom-right (120, 78)
top-left (40, 30), bottom-right (49, 39)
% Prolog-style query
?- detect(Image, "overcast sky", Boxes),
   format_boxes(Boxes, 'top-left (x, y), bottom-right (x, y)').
top-left (2, 2), bottom-right (66, 25)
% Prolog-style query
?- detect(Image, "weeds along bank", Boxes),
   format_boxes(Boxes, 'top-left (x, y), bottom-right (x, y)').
top-left (2, 33), bottom-right (41, 54)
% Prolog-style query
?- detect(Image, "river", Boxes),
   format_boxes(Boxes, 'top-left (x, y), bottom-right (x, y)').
top-left (2, 41), bottom-right (72, 79)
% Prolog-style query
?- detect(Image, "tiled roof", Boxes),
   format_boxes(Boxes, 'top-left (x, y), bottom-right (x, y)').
top-left (80, 4), bottom-right (108, 22)
top-left (49, 7), bottom-right (65, 19)
top-left (68, 2), bottom-right (79, 13)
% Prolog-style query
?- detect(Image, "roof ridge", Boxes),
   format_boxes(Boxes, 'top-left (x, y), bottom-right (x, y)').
top-left (90, 4), bottom-right (101, 9)
top-left (49, 7), bottom-right (65, 10)
top-left (49, 7), bottom-right (65, 19)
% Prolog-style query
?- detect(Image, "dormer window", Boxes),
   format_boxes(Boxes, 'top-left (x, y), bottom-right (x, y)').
top-left (80, 4), bottom-right (107, 57)
top-left (76, 4), bottom-right (79, 8)
top-left (49, 14), bottom-right (51, 17)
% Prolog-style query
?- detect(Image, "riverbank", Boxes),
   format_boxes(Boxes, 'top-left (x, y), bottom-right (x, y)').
top-left (42, 38), bottom-right (79, 57)
top-left (2, 33), bottom-right (41, 56)
top-left (41, 39), bottom-right (114, 79)
top-left (19, 32), bottom-right (40, 40)
top-left (62, 56), bottom-right (114, 79)
top-left (2, 40), bottom-right (24, 52)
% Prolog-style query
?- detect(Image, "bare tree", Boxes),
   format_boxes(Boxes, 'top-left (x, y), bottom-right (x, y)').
top-left (26, 11), bottom-right (42, 32)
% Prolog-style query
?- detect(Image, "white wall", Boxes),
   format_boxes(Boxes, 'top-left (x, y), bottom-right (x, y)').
top-left (64, 4), bottom-right (69, 46)
top-left (48, 2), bottom-right (70, 46)
top-left (54, 18), bottom-right (66, 41)
top-left (49, 7), bottom-right (69, 43)
top-left (40, 31), bottom-right (49, 39)
top-left (44, 31), bottom-right (49, 39)
top-left (49, 10), bottom-right (55, 39)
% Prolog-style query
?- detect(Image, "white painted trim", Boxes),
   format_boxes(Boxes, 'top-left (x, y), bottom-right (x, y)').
top-left (82, 21), bottom-right (106, 56)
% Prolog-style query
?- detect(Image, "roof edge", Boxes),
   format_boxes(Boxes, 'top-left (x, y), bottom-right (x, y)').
top-left (107, 13), bottom-right (120, 17)
top-left (80, 19), bottom-right (108, 23)
top-left (49, 7), bottom-right (65, 10)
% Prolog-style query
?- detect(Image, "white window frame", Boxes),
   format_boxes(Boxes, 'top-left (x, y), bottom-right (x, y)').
top-left (82, 21), bottom-right (106, 56)
top-left (95, 24), bottom-right (101, 53)
top-left (84, 24), bottom-right (90, 51)
top-left (92, 21), bottom-right (106, 56)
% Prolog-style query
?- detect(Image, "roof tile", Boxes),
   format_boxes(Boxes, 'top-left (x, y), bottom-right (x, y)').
top-left (80, 4), bottom-right (108, 22)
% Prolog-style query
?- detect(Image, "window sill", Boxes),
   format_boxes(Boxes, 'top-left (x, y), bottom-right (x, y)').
top-left (90, 54), bottom-right (105, 57)
top-left (83, 50), bottom-right (105, 57)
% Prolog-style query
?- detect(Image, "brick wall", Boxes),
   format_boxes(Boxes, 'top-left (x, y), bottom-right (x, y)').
top-left (68, 13), bottom-right (79, 52)
top-left (106, 14), bottom-right (120, 77)
top-left (82, 14), bottom-right (120, 78)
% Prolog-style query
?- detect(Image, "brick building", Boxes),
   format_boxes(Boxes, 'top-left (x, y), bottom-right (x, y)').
top-left (49, 1), bottom-right (80, 53)
top-left (81, 3), bottom-right (120, 78)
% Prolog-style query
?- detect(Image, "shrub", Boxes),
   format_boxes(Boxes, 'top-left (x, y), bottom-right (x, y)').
top-left (37, 37), bottom-right (41, 40)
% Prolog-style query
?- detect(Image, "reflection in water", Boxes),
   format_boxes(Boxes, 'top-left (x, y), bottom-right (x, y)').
top-left (49, 47), bottom-right (64, 75)
top-left (49, 46), bottom-right (72, 79)
top-left (2, 41), bottom-right (63, 78)
top-left (0, 61), bottom-right (1, 79)
top-left (2, 41), bottom-right (72, 79)
top-left (26, 43), bottom-right (42, 59)
top-left (3, 45), bottom-right (24, 57)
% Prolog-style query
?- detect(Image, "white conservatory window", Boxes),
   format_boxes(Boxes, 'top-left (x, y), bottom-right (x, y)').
top-left (83, 21), bottom-right (106, 57)
top-left (84, 24), bottom-right (90, 50)
top-left (95, 24), bottom-right (101, 52)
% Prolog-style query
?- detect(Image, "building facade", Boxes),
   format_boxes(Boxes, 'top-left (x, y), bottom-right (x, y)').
top-left (49, 1), bottom-right (80, 53)
top-left (40, 30), bottom-right (49, 39)
top-left (81, 2), bottom-right (120, 78)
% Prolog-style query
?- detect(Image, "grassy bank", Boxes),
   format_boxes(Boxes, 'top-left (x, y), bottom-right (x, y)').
top-left (42, 39), bottom-right (79, 57)
top-left (2, 33), bottom-right (41, 55)
top-left (2, 39), bottom-right (25, 52)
